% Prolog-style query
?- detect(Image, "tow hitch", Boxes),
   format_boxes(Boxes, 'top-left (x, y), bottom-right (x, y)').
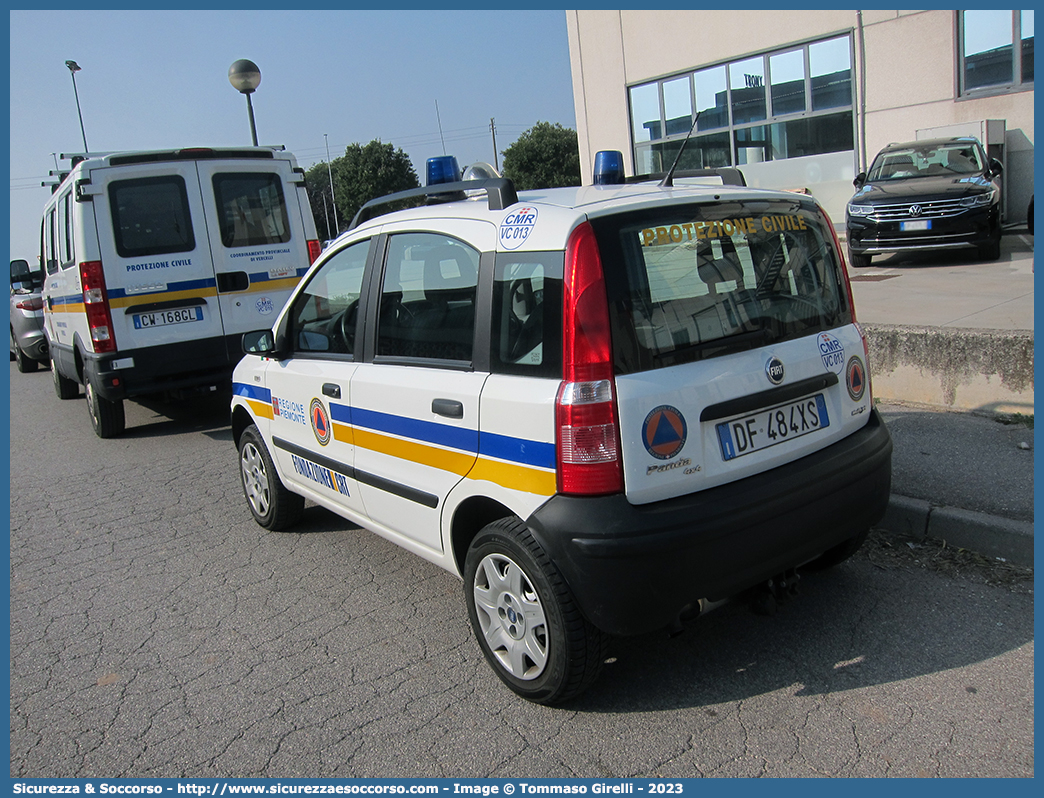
top-left (750, 568), bottom-right (801, 616)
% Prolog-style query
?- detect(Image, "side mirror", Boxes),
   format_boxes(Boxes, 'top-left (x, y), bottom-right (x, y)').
top-left (853, 172), bottom-right (867, 188)
top-left (242, 329), bottom-right (277, 356)
top-left (988, 158), bottom-right (1003, 178)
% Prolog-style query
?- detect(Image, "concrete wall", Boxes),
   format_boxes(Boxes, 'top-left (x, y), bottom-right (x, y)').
top-left (865, 325), bottom-right (1035, 416)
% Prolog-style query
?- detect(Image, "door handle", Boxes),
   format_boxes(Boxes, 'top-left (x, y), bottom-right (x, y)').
top-left (322, 383), bottom-right (341, 399)
top-left (432, 399), bottom-right (463, 419)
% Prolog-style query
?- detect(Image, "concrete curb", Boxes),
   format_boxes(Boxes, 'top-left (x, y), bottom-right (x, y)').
top-left (879, 493), bottom-right (1034, 567)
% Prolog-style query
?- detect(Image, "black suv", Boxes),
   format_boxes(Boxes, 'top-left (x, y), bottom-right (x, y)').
top-left (846, 137), bottom-right (1003, 267)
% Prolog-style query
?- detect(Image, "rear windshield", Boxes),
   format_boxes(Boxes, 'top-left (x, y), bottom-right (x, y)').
top-left (592, 199), bottom-right (851, 374)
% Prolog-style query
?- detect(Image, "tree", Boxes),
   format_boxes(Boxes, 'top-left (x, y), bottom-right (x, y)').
top-left (305, 139), bottom-right (419, 240)
top-left (304, 163), bottom-right (337, 241)
top-left (501, 122), bottom-right (581, 190)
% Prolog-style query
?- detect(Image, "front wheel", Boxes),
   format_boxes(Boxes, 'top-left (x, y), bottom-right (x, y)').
top-left (848, 246), bottom-right (872, 268)
top-left (85, 378), bottom-right (125, 438)
top-left (464, 517), bottom-right (608, 704)
top-left (238, 424), bottom-right (304, 531)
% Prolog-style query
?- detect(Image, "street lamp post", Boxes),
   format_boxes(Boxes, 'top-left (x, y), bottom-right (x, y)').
top-left (65, 60), bottom-right (88, 152)
top-left (227, 59), bottom-right (262, 146)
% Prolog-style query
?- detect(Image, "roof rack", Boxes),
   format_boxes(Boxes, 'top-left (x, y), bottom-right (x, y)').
top-left (348, 177), bottom-right (519, 230)
top-left (627, 167), bottom-right (747, 187)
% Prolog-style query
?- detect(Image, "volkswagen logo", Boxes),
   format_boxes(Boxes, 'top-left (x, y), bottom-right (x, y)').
top-left (909, 204), bottom-right (923, 217)
top-left (766, 356), bottom-right (785, 385)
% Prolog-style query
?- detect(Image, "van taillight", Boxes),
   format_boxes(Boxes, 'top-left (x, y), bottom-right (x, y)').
top-left (307, 239), bottom-right (322, 264)
top-left (556, 222), bottom-right (623, 496)
top-left (79, 260), bottom-right (116, 353)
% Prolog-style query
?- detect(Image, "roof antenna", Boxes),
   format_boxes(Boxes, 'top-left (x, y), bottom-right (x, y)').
top-left (659, 111), bottom-right (701, 188)
top-left (435, 100), bottom-right (446, 155)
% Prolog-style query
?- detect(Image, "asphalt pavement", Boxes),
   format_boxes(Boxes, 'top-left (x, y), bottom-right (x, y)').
top-left (848, 228), bottom-right (1035, 566)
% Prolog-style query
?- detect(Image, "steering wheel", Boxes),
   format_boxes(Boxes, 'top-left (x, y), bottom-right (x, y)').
top-left (338, 300), bottom-right (359, 354)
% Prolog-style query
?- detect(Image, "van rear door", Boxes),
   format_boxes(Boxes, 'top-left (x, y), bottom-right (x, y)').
top-left (94, 161), bottom-right (225, 352)
top-left (195, 159), bottom-right (314, 341)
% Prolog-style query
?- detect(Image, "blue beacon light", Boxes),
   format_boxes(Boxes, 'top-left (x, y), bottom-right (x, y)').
top-left (593, 150), bottom-right (625, 185)
top-left (426, 155), bottom-right (461, 186)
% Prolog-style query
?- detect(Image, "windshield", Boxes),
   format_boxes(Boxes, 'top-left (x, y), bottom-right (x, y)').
top-left (866, 142), bottom-right (984, 181)
top-left (593, 199), bottom-right (851, 373)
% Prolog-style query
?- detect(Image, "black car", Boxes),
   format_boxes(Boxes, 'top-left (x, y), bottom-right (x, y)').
top-left (846, 137), bottom-right (1003, 267)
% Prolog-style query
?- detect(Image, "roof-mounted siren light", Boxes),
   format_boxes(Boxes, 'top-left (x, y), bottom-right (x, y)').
top-left (593, 150), bottom-right (625, 185)
top-left (462, 162), bottom-right (501, 180)
top-left (426, 155), bottom-right (461, 186)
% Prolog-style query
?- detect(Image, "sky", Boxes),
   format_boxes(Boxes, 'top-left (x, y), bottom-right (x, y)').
top-left (7, 8), bottom-right (577, 261)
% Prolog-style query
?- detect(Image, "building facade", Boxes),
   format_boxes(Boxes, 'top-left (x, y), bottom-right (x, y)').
top-left (566, 9), bottom-right (1033, 226)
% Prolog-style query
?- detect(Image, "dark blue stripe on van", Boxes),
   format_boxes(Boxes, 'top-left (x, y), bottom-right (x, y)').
top-left (233, 382), bottom-right (272, 403)
top-left (479, 431), bottom-right (556, 469)
top-left (107, 277), bottom-right (216, 300)
top-left (351, 406), bottom-right (479, 454)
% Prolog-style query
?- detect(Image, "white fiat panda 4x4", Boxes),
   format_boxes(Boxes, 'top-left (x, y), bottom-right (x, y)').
top-left (230, 154), bottom-right (892, 704)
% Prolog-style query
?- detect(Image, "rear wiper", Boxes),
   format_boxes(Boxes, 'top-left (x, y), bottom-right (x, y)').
top-left (653, 326), bottom-right (775, 360)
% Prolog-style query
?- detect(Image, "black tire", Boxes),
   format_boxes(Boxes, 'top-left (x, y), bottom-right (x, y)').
top-left (803, 528), bottom-right (870, 571)
top-left (14, 345), bottom-right (38, 373)
top-left (977, 225), bottom-right (1002, 261)
top-left (85, 377), bottom-right (125, 438)
top-left (847, 246), bottom-right (872, 268)
top-left (464, 517), bottom-right (608, 704)
top-left (238, 424), bottom-right (304, 531)
top-left (52, 355), bottom-right (79, 399)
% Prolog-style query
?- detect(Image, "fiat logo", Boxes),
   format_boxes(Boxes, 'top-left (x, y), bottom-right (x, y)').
top-left (766, 356), bottom-right (785, 385)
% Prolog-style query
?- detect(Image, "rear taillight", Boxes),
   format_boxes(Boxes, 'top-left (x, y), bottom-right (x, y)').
top-left (556, 222), bottom-right (623, 496)
top-left (307, 239), bottom-right (322, 264)
top-left (15, 296), bottom-right (43, 311)
top-left (79, 260), bottom-right (116, 353)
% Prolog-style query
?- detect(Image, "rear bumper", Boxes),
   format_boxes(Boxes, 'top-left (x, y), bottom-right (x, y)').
top-left (61, 335), bottom-right (241, 401)
top-left (526, 408), bottom-right (893, 636)
top-left (15, 329), bottom-right (49, 362)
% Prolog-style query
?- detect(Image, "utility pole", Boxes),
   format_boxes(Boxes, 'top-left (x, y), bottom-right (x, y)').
top-left (490, 118), bottom-right (499, 171)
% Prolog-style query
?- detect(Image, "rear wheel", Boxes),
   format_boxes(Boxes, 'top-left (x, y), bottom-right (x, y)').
top-left (464, 517), bottom-right (608, 704)
top-left (52, 355), bottom-right (79, 399)
top-left (85, 377), bottom-right (125, 438)
top-left (14, 344), bottom-right (38, 373)
top-left (238, 424), bottom-right (304, 531)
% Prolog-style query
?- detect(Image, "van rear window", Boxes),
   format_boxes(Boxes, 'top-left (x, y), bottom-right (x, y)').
top-left (592, 199), bottom-right (851, 373)
top-left (213, 173), bottom-right (292, 248)
top-left (109, 176), bottom-right (195, 258)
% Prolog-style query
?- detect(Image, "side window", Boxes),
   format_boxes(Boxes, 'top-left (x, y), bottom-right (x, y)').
top-left (490, 252), bottom-right (563, 378)
top-left (109, 176), bottom-right (195, 258)
top-left (290, 239), bottom-right (369, 356)
top-left (44, 209), bottom-right (58, 275)
top-left (58, 192), bottom-right (74, 267)
top-left (376, 233), bottom-right (479, 363)
top-left (213, 173), bottom-right (291, 248)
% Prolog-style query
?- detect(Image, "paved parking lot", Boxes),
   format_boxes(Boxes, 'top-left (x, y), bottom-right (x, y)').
top-left (8, 367), bottom-right (1033, 778)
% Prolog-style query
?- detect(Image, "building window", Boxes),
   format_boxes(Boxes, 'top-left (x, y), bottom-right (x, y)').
top-left (959, 10), bottom-right (1034, 95)
top-left (629, 35), bottom-right (854, 174)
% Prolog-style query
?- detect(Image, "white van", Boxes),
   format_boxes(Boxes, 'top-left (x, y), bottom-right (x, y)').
top-left (41, 147), bottom-right (321, 437)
